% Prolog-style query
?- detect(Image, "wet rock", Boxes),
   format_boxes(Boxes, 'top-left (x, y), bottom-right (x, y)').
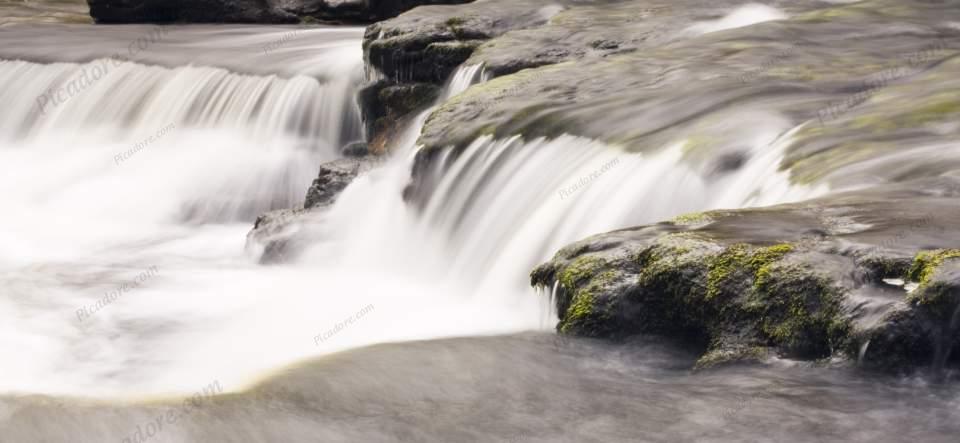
top-left (359, 0), bottom-right (565, 141)
top-left (341, 141), bottom-right (370, 157)
top-left (406, 0), bottom-right (958, 158)
top-left (305, 158), bottom-right (367, 209)
top-left (247, 208), bottom-right (315, 264)
top-left (248, 155), bottom-right (387, 263)
top-left (358, 80), bottom-right (441, 147)
top-left (530, 181), bottom-right (960, 374)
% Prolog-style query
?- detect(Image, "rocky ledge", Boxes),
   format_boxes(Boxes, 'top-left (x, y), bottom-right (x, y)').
top-left (86, 0), bottom-right (474, 24)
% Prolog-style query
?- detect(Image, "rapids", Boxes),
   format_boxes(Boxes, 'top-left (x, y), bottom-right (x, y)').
top-left (0, 24), bottom-right (824, 398)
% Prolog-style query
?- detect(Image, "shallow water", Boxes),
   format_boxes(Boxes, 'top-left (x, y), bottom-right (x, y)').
top-left (3, 334), bottom-right (959, 443)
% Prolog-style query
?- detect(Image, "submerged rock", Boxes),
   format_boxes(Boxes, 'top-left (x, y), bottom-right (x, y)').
top-left (86, 0), bottom-right (474, 24)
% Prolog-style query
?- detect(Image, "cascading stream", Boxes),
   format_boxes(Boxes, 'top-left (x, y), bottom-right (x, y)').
top-left (1, 32), bottom-right (823, 398)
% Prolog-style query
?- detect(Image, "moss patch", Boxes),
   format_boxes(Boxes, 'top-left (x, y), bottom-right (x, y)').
top-left (906, 249), bottom-right (960, 286)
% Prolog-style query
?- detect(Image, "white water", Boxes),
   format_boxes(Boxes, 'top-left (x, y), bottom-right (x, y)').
top-left (685, 3), bottom-right (788, 36)
top-left (1, 36), bottom-right (823, 398)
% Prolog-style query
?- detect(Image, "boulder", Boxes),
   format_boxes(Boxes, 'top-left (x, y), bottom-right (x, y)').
top-left (530, 181), bottom-right (960, 374)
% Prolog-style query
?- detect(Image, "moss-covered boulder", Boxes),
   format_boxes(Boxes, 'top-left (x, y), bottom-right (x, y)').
top-left (531, 184), bottom-right (960, 374)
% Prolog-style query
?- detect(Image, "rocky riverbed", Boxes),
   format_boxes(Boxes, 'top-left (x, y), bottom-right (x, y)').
top-left (350, 0), bottom-right (960, 375)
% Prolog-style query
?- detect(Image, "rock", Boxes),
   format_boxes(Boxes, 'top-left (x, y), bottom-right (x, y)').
top-left (405, 0), bottom-right (958, 158)
top-left (248, 155), bottom-right (389, 263)
top-left (246, 208), bottom-right (316, 264)
top-left (380, 0), bottom-right (960, 374)
top-left (86, 0), bottom-right (475, 24)
top-left (358, 80), bottom-right (441, 148)
top-left (530, 180), bottom-right (960, 374)
top-left (87, 0), bottom-right (297, 24)
top-left (304, 156), bottom-right (385, 209)
top-left (341, 141), bottom-right (369, 157)
top-left (359, 0), bottom-right (559, 142)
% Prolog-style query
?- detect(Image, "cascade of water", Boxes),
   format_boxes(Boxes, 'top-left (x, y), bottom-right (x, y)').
top-left (0, 58), bottom-right (360, 148)
top-left (0, 56), bottom-right (824, 398)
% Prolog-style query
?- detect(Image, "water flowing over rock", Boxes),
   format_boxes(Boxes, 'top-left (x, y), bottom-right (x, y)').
top-left (361, 0), bottom-right (960, 373)
top-left (247, 155), bottom-right (389, 263)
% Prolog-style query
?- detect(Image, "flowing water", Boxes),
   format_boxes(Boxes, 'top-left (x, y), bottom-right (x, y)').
top-left (2, 9), bottom-right (960, 443)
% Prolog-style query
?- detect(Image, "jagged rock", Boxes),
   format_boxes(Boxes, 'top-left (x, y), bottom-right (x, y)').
top-left (86, 0), bottom-right (475, 24)
top-left (530, 180), bottom-right (960, 374)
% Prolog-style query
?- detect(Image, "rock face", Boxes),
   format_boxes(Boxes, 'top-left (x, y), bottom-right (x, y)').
top-left (530, 181), bottom-right (960, 373)
top-left (86, 0), bottom-right (474, 24)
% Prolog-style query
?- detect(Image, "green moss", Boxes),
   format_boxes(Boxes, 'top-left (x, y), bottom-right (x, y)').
top-left (558, 255), bottom-right (608, 291)
top-left (694, 346), bottom-right (770, 371)
top-left (561, 290), bottom-right (595, 333)
top-left (906, 249), bottom-right (960, 285)
top-left (750, 265), bottom-right (850, 358)
top-left (905, 250), bottom-right (960, 320)
top-left (706, 244), bottom-right (749, 300)
top-left (706, 243), bottom-right (793, 300)
top-left (671, 211), bottom-right (713, 226)
top-left (750, 244), bottom-right (795, 286)
top-left (557, 262), bottom-right (620, 335)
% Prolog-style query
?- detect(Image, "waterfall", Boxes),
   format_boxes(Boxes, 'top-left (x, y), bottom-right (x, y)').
top-left (0, 48), bottom-right (823, 398)
top-left (0, 59), bottom-right (360, 145)
top-left (0, 54), bottom-right (363, 227)
top-left (308, 109), bottom-right (824, 299)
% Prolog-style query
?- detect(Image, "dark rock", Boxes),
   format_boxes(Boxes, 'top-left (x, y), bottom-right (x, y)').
top-left (358, 80), bottom-right (441, 151)
top-left (87, 0), bottom-right (297, 24)
top-left (304, 157), bottom-right (384, 209)
top-left (341, 141), bottom-right (370, 157)
top-left (248, 155), bottom-right (389, 263)
top-left (359, 0), bottom-right (563, 141)
top-left (86, 0), bottom-right (475, 24)
top-left (530, 180), bottom-right (960, 374)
